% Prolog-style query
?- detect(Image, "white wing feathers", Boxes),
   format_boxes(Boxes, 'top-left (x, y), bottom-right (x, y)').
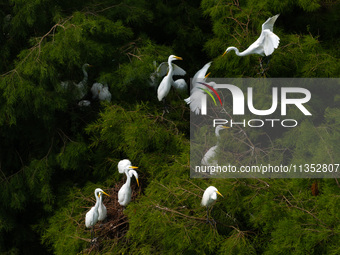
top-left (155, 62), bottom-right (169, 77)
top-left (262, 14), bottom-right (280, 32)
top-left (155, 62), bottom-right (186, 77)
top-left (192, 62), bottom-right (212, 89)
top-left (172, 79), bottom-right (187, 90)
top-left (262, 29), bottom-right (280, 56)
top-left (171, 64), bottom-right (186, 76)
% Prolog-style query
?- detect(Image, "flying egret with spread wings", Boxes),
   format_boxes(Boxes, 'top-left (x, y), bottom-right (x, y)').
top-left (184, 62), bottom-right (212, 114)
top-left (223, 14), bottom-right (280, 57)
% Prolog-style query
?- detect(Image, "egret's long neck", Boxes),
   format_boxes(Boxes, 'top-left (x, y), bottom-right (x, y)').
top-left (82, 66), bottom-right (88, 84)
top-left (215, 128), bottom-right (221, 137)
top-left (98, 192), bottom-right (103, 205)
top-left (228, 47), bottom-right (247, 57)
top-left (94, 191), bottom-right (100, 209)
top-left (125, 169), bottom-right (131, 186)
top-left (215, 128), bottom-right (222, 145)
top-left (167, 59), bottom-right (174, 76)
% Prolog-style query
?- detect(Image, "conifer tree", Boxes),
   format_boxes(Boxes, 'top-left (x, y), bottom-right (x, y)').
top-left (0, 0), bottom-right (339, 254)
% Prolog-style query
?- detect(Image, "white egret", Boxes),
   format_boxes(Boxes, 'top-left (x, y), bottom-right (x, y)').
top-left (91, 83), bottom-right (112, 102)
top-left (184, 62), bottom-right (212, 114)
top-left (98, 84), bottom-right (112, 102)
top-left (78, 100), bottom-right (91, 107)
top-left (117, 159), bottom-right (138, 174)
top-left (61, 63), bottom-right (92, 100)
top-left (118, 169), bottom-right (139, 208)
top-left (201, 125), bottom-right (229, 166)
top-left (172, 78), bottom-right (187, 91)
top-left (157, 55), bottom-right (186, 111)
top-left (85, 188), bottom-right (110, 240)
top-left (149, 61), bottom-right (161, 87)
top-left (201, 186), bottom-right (223, 223)
top-left (91, 82), bottom-right (103, 99)
top-left (223, 14), bottom-right (280, 57)
top-left (98, 189), bottom-right (110, 222)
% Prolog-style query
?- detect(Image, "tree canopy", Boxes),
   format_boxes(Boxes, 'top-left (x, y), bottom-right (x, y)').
top-left (0, 0), bottom-right (339, 254)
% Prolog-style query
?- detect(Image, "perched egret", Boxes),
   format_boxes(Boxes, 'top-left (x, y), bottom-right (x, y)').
top-left (172, 78), bottom-right (187, 91)
top-left (201, 125), bottom-right (229, 166)
top-left (99, 84), bottom-right (112, 102)
top-left (201, 186), bottom-right (223, 223)
top-left (184, 62), bottom-right (212, 114)
top-left (61, 63), bottom-right (92, 100)
top-left (223, 14), bottom-right (280, 57)
top-left (117, 159), bottom-right (138, 174)
top-left (91, 83), bottom-right (112, 102)
top-left (157, 55), bottom-right (186, 111)
top-left (98, 189), bottom-right (110, 222)
top-left (91, 82), bottom-right (103, 99)
top-left (118, 169), bottom-right (139, 208)
top-left (85, 188), bottom-right (110, 240)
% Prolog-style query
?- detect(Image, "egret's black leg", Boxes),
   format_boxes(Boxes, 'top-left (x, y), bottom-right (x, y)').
top-left (206, 207), bottom-right (210, 224)
top-left (90, 226), bottom-right (94, 243)
top-left (258, 58), bottom-right (265, 76)
top-left (205, 207), bottom-right (216, 227)
top-left (263, 55), bottom-right (271, 70)
top-left (210, 207), bottom-right (216, 225)
top-left (258, 56), bottom-right (272, 76)
top-left (162, 99), bottom-right (169, 114)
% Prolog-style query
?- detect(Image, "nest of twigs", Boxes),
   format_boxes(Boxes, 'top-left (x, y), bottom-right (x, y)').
top-left (83, 179), bottom-right (141, 253)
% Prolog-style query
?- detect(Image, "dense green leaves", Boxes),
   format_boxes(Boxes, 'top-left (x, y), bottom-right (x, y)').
top-left (0, 0), bottom-right (339, 254)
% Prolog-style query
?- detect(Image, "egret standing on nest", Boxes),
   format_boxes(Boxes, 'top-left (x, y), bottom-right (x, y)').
top-left (157, 55), bottom-right (186, 112)
top-left (223, 14), bottom-right (280, 70)
top-left (98, 189), bottom-right (110, 222)
top-left (118, 168), bottom-right (139, 208)
top-left (85, 188), bottom-right (110, 241)
top-left (201, 186), bottom-right (223, 223)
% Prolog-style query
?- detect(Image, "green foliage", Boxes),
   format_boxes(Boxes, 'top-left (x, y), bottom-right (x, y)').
top-left (0, 0), bottom-right (339, 254)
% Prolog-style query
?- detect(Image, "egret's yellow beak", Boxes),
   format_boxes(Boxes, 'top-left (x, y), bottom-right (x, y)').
top-left (136, 178), bottom-right (139, 187)
top-left (222, 126), bottom-right (230, 129)
top-left (222, 51), bottom-right (227, 57)
top-left (88, 64), bottom-right (94, 67)
top-left (204, 72), bottom-right (211, 78)
top-left (102, 191), bottom-right (110, 197)
top-left (175, 56), bottom-right (183, 60)
top-left (129, 166), bottom-right (138, 169)
top-left (216, 190), bottom-right (223, 197)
